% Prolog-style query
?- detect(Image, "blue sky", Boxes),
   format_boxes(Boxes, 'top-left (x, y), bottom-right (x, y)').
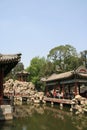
top-left (0, 0), bottom-right (87, 68)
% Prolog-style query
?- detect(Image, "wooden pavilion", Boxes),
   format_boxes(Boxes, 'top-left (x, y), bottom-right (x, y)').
top-left (43, 66), bottom-right (87, 99)
top-left (0, 53), bottom-right (21, 104)
top-left (16, 70), bottom-right (29, 82)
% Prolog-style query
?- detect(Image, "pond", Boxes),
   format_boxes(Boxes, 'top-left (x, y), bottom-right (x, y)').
top-left (0, 104), bottom-right (87, 130)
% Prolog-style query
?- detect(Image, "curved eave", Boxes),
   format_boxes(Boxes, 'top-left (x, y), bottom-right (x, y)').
top-left (46, 71), bottom-right (74, 82)
top-left (0, 53), bottom-right (22, 77)
top-left (16, 71), bottom-right (29, 76)
top-left (0, 53), bottom-right (21, 64)
top-left (77, 73), bottom-right (87, 79)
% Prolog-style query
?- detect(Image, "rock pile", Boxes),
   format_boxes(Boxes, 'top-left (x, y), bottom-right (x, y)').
top-left (71, 95), bottom-right (87, 114)
top-left (3, 79), bottom-right (44, 105)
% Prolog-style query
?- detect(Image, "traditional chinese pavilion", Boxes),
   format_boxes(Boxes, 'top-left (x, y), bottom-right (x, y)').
top-left (0, 53), bottom-right (21, 104)
top-left (16, 70), bottom-right (29, 82)
top-left (43, 66), bottom-right (87, 99)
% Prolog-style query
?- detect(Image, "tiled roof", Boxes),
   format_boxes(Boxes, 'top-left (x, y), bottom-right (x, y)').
top-left (78, 73), bottom-right (87, 78)
top-left (46, 71), bottom-right (73, 82)
top-left (16, 70), bottom-right (29, 75)
top-left (0, 53), bottom-right (22, 77)
top-left (0, 53), bottom-right (21, 63)
top-left (44, 70), bottom-right (87, 82)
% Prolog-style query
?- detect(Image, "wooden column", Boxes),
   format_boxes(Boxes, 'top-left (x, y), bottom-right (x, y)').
top-left (57, 84), bottom-right (60, 91)
top-left (62, 84), bottom-right (64, 98)
top-left (78, 84), bottom-right (80, 95)
top-left (45, 85), bottom-right (48, 96)
top-left (0, 68), bottom-right (4, 105)
top-left (74, 82), bottom-right (78, 96)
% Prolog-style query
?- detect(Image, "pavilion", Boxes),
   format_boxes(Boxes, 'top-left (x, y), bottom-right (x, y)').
top-left (0, 53), bottom-right (21, 104)
top-left (43, 66), bottom-right (87, 99)
top-left (16, 70), bottom-right (29, 82)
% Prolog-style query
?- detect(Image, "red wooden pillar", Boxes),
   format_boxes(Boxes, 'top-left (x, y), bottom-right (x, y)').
top-left (74, 82), bottom-right (78, 96)
top-left (62, 84), bottom-right (64, 98)
top-left (0, 68), bottom-right (4, 105)
top-left (57, 84), bottom-right (60, 91)
top-left (45, 86), bottom-right (48, 96)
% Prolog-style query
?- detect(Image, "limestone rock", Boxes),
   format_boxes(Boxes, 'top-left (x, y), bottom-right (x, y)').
top-left (3, 79), bottom-right (44, 105)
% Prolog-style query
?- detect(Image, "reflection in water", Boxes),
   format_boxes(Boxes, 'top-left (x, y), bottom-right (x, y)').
top-left (0, 120), bottom-right (14, 130)
top-left (22, 125), bottom-right (27, 130)
top-left (0, 104), bottom-right (87, 130)
top-left (71, 114), bottom-right (87, 130)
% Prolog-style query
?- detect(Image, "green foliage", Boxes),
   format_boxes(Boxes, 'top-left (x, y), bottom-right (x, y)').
top-left (4, 45), bottom-right (87, 92)
top-left (5, 62), bottom-right (24, 81)
top-left (40, 61), bottom-right (55, 76)
top-left (80, 50), bottom-right (87, 68)
top-left (47, 44), bottom-right (80, 72)
top-left (26, 57), bottom-right (45, 90)
top-left (13, 62), bottom-right (24, 72)
top-left (26, 56), bottom-right (55, 91)
top-left (25, 44), bottom-right (87, 91)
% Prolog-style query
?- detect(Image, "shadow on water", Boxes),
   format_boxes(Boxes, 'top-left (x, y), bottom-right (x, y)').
top-left (0, 120), bottom-right (15, 130)
top-left (0, 103), bottom-right (87, 130)
top-left (0, 107), bottom-right (13, 130)
top-left (0, 107), bottom-right (5, 130)
top-left (0, 96), bottom-right (13, 130)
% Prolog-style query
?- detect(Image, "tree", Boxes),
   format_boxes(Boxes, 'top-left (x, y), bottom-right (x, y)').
top-left (26, 57), bottom-right (47, 90)
top-left (47, 44), bottom-right (79, 72)
top-left (80, 50), bottom-right (87, 68)
top-left (26, 56), bottom-right (56, 90)
top-left (40, 61), bottom-right (55, 77)
top-left (5, 62), bottom-right (24, 81)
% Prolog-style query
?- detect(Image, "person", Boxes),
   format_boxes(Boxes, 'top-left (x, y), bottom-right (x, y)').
top-left (60, 92), bottom-right (63, 99)
top-left (57, 92), bottom-right (61, 99)
top-left (46, 91), bottom-right (50, 97)
top-left (53, 90), bottom-right (57, 98)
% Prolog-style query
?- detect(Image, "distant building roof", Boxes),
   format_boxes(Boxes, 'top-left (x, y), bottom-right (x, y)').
top-left (43, 66), bottom-right (87, 82)
top-left (45, 71), bottom-right (73, 82)
top-left (16, 70), bottom-right (29, 75)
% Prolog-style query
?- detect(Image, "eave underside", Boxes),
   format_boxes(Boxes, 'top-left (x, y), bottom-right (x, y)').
top-left (0, 53), bottom-right (21, 77)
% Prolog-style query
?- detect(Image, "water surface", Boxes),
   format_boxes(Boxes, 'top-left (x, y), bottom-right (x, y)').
top-left (0, 104), bottom-right (87, 130)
